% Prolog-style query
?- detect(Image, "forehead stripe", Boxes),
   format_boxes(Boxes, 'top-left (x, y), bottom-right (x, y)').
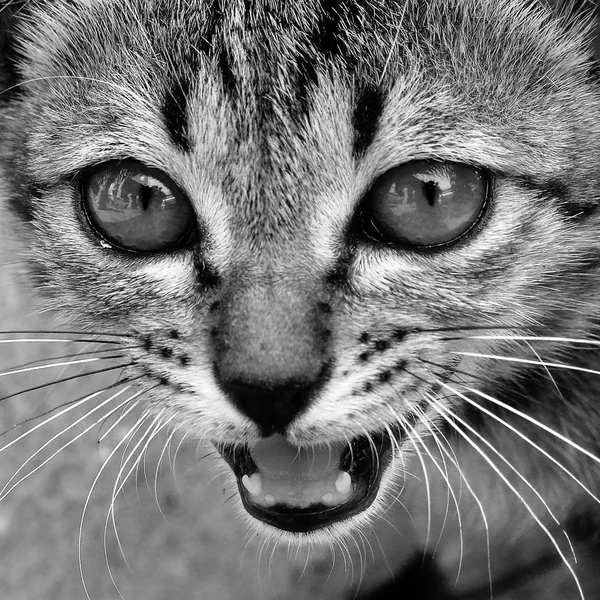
top-left (352, 85), bottom-right (385, 157)
top-left (162, 78), bottom-right (192, 153)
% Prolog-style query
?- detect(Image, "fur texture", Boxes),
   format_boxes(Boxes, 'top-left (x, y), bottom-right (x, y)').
top-left (2, 0), bottom-right (600, 597)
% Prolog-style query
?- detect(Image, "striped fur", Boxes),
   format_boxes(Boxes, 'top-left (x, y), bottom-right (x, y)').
top-left (2, 0), bottom-right (600, 597)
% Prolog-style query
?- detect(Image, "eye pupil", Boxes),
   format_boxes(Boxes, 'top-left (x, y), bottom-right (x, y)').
top-left (139, 184), bottom-right (152, 211)
top-left (422, 180), bottom-right (437, 207)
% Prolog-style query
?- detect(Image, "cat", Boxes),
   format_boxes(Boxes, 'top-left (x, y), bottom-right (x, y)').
top-left (1, 0), bottom-right (600, 598)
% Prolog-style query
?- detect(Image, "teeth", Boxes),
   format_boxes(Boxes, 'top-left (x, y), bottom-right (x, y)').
top-left (335, 471), bottom-right (352, 496)
top-left (242, 469), bottom-right (353, 509)
top-left (241, 473), bottom-right (262, 496)
top-left (321, 492), bottom-right (336, 506)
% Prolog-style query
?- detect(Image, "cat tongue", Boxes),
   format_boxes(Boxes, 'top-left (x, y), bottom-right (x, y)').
top-left (250, 435), bottom-right (341, 478)
top-left (242, 435), bottom-right (354, 509)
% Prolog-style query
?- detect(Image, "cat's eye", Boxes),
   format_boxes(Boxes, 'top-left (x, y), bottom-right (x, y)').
top-left (81, 161), bottom-right (196, 252)
top-left (361, 160), bottom-right (488, 247)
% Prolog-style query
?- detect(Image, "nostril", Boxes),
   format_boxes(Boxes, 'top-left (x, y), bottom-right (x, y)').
top-left (223, 380), bottom-right (313, 436)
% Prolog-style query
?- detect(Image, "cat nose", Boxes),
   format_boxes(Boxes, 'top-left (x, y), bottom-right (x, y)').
top-left (222, 380), bottom-right (313, 436)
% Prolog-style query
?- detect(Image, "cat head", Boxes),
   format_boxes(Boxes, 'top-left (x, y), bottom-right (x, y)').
top-left (2, 0), bottom-right (600, 540)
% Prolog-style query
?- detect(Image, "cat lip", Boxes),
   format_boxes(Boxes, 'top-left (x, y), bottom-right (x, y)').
top-left (215, 429), bottom-right (399, 533)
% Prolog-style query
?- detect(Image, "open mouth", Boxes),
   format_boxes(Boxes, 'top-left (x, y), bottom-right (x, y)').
top-left (216, 430), bottom-right (400, 533)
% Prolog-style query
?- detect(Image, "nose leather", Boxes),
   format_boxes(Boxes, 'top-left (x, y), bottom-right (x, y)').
top-left (223, 380), bottom-right (312, 436)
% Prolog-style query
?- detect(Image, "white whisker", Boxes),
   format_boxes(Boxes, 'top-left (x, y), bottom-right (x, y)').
top-left (438, 382), bottom-right (578, 562)
top-left (400, 416), bottom-right (433, 557)
top-left (453, 351), bottom-right (600, 378)
top-left (112, 411), bottom-right (161, 504)
top-left (523, 340), bottom-right (565, 400)
top-left (0, 338), bottom-right (112, 344)
top-left (461, 386), bottom-right (600, 468)
top-left (430, 395), bottom-right (584, 600)
top-left (108, 414), bottom-right (156, 581)
top-left (0, 356), bottom-right (122, 378)
top-left (468, 335), bottom-right (600, 346)
top-left (439, 383), bottom-right (600, 506)
top-left (411, 404), bottom-right (465, 582)
top-left (79, 412), bottom-right (149, 600)
top-left (97, 395), bottom-right (143, 444)
top-left (425, 393), bottom-right (493, 595)
top-left (0, 387), bottom-right (140, 500)
top-left (154, 428), bottom-right (178, 517)
top-left (0, 387), bottom-right (118, 455)
top-left (105, 412), bottom-right (172, 595)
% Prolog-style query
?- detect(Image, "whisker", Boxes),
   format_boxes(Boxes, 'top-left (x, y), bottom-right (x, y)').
top-left (0, 355), bottom-right (127, 379)
top-left (222, 492), bottom-right (237, 506)
top-left (0, 347), bottom-right (137, 373)
top-left (421, 410), bottom-right (466, 585)
top-left (0, 337), bottom-right (125, 345)
top-left (401, 418), bottom-right (433, 558)
top-left (106, 411), bottom-right (171, 592)
top-left (356, 528), bottom-right (375, 589)
top-left (347, 533), bottom-right (365, 589)
top-left (437, 382), bottom-right (577, 562)
top-left (416, 357), bottom-right (515, 390)
top-left (0, 387), bottom-right (140, 500)
top-left (99, 402), bottom-right (154, 599)
top-left (0, 382), bottom-right (134, 454)
top-left (95, 390), bottom-right (137, 443)
top-left (372, 516), bottom-right (399, 581)
top-left (461, 386), bottom-right (600, 468)
top-left (170, 431), bottom-right (190, 488)
top-left (111, 411), bottom-right (169, 508)
top-left (79, 411), bottom-right (150, 600)
top-left (267, 535), bottom-right (281, 581)
top-left (105, 413), bottom-right (156, 580)
top-left (140, 416), bottom-right (175, 502)
top-left (452, 351), bottom-right (600, 378)
top-left (409, 324), bottom-right (525, 340)
top-left (467, 334), bottom-right (600, 346)
top-left (336, 535), bottom-right (352, 579)
top-left (412, 404), bottom-right (465, 578)
top-left (429, 395), bottom-right (584, 600)
top-left (523, 341), bottom-right (585, 400)
top-left (115, 412), bottom-right (151, 498)
top-left (0, 330), bottom-right (133, 340)
top-left (0, 375), bottom-right (143, 439)
top-left (0, 362), bottom-right (135, 403)
top-left (424, 394), bottom-right (493, 595)
top-left (154, 428), bottom-right (178, 516)
top-left (376, 0), bottom-right (408, 86)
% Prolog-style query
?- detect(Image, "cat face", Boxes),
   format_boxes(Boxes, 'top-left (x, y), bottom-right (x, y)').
top-left (2, 0), bottom-right (600, 546)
